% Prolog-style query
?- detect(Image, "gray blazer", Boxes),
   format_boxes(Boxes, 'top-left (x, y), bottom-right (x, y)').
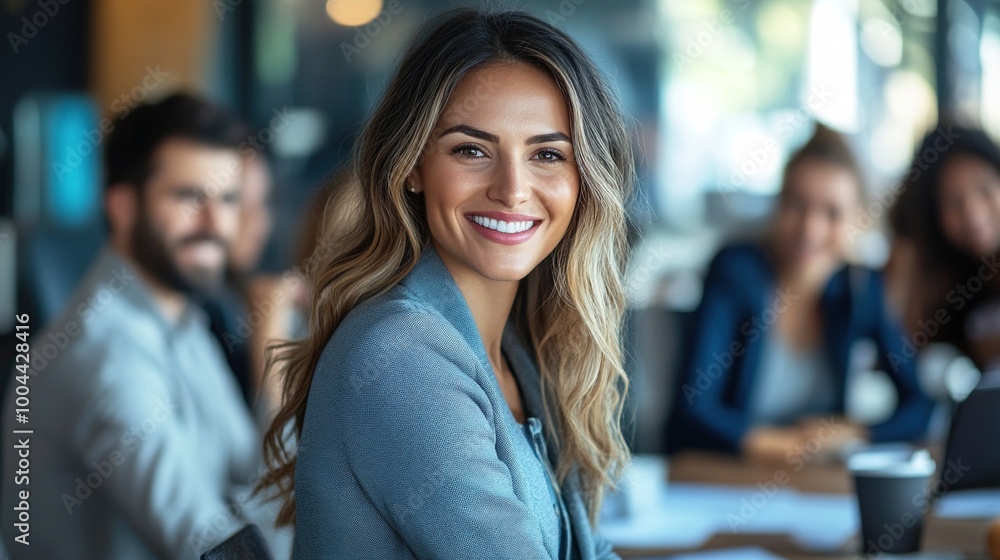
top-left (293, 244), bottom-right (620, 559)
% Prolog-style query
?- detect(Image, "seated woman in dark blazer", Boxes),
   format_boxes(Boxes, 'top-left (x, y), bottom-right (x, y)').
top-left (667, 125), bottom-right (933, 462)
top-left (257, 9), bottom-right (635, 559)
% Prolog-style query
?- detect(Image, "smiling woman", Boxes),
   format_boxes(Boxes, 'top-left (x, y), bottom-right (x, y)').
top-left (257, 8), bottom-right (636, 560)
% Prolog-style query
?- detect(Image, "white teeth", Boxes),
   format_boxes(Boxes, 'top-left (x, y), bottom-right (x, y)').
top-left (470, 215), bottom-right (535, 234)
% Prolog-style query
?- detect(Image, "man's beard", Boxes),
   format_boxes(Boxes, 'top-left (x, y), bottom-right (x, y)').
top-left (131, 206), bottom-right (229, 298)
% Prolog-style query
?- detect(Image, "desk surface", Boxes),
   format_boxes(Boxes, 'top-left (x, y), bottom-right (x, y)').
top-left (606, 453), bottom-right (974, 560)
top-left (601, 453), bottom-right (988, 560)
top-left (668, 451), bottom-right (852, 494)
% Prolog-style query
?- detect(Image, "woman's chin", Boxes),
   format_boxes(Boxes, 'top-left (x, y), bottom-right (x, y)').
top-left (474, 263), bottom-right (536, 283)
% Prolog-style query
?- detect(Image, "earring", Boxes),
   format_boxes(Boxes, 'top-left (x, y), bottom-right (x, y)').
top-left (407, 185), bottom-right (417, 193)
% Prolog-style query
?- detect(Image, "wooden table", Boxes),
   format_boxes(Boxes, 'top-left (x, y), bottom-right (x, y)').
top-left (668, 451), bottom-right (853, 494)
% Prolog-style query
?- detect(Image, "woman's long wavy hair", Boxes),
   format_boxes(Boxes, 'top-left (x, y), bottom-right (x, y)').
top-left (889, 125), bottom-right (1000, 350)
top-left (258, 8), bottom-right (636, 526)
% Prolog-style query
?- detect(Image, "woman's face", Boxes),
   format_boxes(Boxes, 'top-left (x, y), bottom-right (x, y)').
top-left (409, 62), bottom-right (579, 284)
top-left (773, 160), bottom-right (860, 273)
top-left (937, 154), bottom-right (1000, 258)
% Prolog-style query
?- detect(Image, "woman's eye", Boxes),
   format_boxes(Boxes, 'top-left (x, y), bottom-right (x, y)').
top-left (452, 144), bottom-right (486, 159)
top-left (534, 148), bottom-right (567, 163)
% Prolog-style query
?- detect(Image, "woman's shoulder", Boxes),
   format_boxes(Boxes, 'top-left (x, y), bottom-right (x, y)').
top-left (340, 283), bottom-right (448, 335)
top-left (312, 284), bottom-right (483, 393)
top-left (705, 240), bottom-right (773, 287)
top-left (712, 240), bottom-right (769, 267)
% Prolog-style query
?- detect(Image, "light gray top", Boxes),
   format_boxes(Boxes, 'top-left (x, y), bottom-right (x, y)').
top-left (2, 247), bottom-right (263, 559)
top-left (510, 413), bottom-right (567, 559)
top-left (748, 333), bottom-right (837, 425)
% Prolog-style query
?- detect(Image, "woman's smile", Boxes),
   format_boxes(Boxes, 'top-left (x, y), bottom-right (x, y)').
top-left (465, 211), bottom-right (542, 245)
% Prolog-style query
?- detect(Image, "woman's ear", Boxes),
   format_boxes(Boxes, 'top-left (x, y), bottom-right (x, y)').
top-left (405, 168), bottom-right (423, 194)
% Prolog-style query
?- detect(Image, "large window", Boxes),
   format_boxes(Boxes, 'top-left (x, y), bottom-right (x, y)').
top-left (655, 0), bottom-right (938, 236)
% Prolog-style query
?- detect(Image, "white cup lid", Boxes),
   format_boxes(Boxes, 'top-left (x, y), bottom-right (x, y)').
top-left (847, 448), bottom-right (936, 478)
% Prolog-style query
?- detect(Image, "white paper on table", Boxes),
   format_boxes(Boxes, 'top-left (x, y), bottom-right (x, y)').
top-left (932, 488), bottom-right (1000, 519)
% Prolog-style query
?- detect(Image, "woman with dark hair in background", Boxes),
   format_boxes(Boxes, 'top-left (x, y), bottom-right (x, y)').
top-left (258, 9), bottom-right (635, 559)
top-left (888, 126), bottom-right (1000, 372)
top-left (667, 124), bottom-right (933, 462)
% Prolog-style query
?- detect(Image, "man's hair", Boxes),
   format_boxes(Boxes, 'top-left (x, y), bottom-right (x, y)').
top-left (104, 93), bottom-right (249, 192)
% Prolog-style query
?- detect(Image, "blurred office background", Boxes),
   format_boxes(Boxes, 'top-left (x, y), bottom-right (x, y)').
top-left (0, 0), bottom-right (996, 451)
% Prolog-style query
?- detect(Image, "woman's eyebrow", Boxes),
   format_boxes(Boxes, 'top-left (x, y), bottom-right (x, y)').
top-left (438, 124), bottom-right (499, 143)
top-left (526, 131), bottom-right (571, 145)
top-left (439, 125), bottom-right (572, 146)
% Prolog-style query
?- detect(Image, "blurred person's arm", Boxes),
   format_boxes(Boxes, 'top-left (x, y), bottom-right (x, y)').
top-left (865, 268), bottom-right (935, 442)
top-left (673, 247), bottom-right (756, 454)
top-left (72, 339), bottom-right (245, 557)
top-left (796, 416), bottom-right (867, 461)
top-left (743, 419), bottom-right (867, 465)
top-left (741, 426), bottom-right (805, 464)
top-left (245, 272), bottom-right (305, 424)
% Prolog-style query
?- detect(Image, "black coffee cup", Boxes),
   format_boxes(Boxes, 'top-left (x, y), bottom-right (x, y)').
top-left (848, 449), bottom-right (936, 556)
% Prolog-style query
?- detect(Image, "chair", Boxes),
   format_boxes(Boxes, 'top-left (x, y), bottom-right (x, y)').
top-left (16, 224), bottom-right (105, 328)
top-left (200, 524), bottom-right (274, 560)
